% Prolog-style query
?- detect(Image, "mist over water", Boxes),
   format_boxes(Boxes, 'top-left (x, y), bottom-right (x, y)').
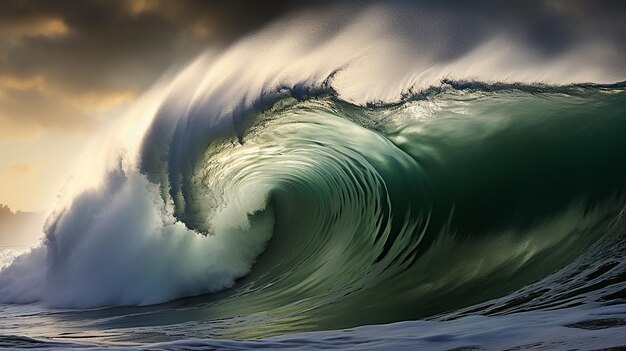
top-left (1, 3), bottom-right (626, 350)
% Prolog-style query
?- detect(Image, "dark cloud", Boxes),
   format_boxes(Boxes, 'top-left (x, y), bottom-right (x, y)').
top-left (0, 0), bottom-right (349, 139)
top-left (0, 0), bottom-right (624, 140)
top-left (0, 0), bottom-right (346, 91)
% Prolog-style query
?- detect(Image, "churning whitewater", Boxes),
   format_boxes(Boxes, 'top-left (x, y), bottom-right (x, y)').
top-left (1, 6), bottom-right (626, 350)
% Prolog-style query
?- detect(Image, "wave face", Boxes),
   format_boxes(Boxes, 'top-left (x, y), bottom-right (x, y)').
top-left (1, 5), bottom-right (626, 342)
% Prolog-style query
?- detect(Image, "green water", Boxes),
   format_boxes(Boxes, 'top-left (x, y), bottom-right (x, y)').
top-left (124, 83), bottom-right (626, 337)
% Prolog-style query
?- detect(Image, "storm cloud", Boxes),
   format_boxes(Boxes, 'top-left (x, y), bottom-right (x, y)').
top-left (0, 0), bottom-right (624, 140)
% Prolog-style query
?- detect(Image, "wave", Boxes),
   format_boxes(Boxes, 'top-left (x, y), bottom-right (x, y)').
top-left (1, 5), bottom-right (626, 337)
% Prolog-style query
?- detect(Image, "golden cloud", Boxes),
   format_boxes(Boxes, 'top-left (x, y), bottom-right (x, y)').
top-left (0, 17), bottom-right (69, 38)
top-left (0, 114), bottom-right (42, 142)
top-left (70, 90), bottom-right (137, 113)
top-left (9, 163), bottom-right (35, 176)
top-left (128, 0), bottom-right (161, 15)
top-left (0, 74), bottom-right (46, 92)
top-left (188, 22), bottom-right (214, 39)
top-left (0, 73), bottom-right (138, 142)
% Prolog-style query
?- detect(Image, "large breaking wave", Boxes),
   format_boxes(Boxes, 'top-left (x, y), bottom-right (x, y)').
top-left (1, 5), bottom-right (626, 338)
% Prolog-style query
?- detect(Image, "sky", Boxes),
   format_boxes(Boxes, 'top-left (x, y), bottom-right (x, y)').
top-left (0, 0), bottom-right (340, 212)
top-left (1, 0), bottom-right (625, 212)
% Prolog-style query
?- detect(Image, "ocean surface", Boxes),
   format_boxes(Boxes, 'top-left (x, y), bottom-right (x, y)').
top-left (1, 7), bottom-right (626, 350)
